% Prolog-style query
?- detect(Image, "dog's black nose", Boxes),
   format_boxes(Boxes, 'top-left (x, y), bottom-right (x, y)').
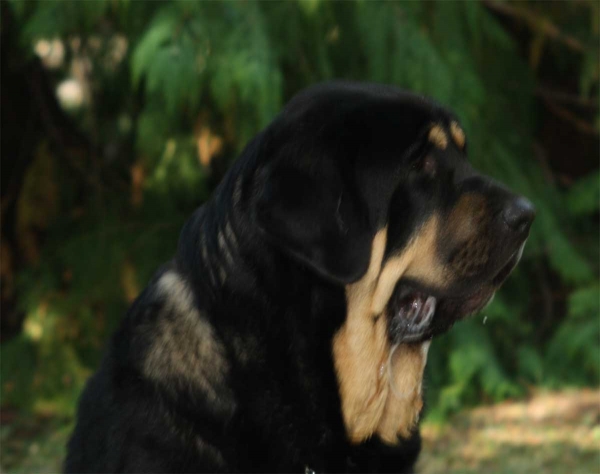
top-left (502, 197), bottom-right (536, 233)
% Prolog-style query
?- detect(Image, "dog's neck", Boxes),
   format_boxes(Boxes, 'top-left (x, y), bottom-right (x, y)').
top-left (176, 161), bottom-right (341, 315)
top-left (173, 164), bottom-right (428, 456)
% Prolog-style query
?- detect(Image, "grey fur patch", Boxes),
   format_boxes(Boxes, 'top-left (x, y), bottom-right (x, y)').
top-left (201, 237), bottom-right (217, 286)
top-left (142, 272), bottom-right (230, 406)
top-left (233, 176), bottom-right (243, 207)
top-left (195, 437), bottom-right (226, 468)
top-left (217, 265), bottom-right (227, 285)
top-left (224, 219), bottom-right (239, 250)
top-left (218, 229), bottom-right (234, 267)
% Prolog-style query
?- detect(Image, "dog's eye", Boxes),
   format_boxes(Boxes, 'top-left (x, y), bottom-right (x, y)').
top-left (412, 154), bottom-right (436, 177)
top-left (423, 155), bottom-right (436, 176)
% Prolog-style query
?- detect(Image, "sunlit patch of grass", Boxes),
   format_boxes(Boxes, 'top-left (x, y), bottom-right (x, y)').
top-left (0, 411), bottom-right (72, 473)
top-left (418, 389), bottom-right (600, 474)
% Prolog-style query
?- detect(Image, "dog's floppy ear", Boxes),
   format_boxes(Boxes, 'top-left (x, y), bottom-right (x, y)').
top-left (255, 164), bottom-right (372, 284)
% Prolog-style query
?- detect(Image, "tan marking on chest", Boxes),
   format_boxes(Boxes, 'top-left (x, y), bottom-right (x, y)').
top-left (377, 341), bottom-right (431, 443)
top-left (333, 220), bottom-right (438, 444)
top-left (333, 229), bottom-right (389, 442)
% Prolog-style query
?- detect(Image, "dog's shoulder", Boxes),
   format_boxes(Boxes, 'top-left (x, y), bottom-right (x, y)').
top-left (122, 265), bottom-right (234, 410)
top-left (65, 264), bottom-right (235, 472)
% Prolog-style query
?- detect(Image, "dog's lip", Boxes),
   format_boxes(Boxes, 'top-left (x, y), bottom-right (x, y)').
top-left (426, 244), bottom-right (523, 316)
top-left (491, 243), bottom-right (524, 286)
top-left (433, 247), bottom-right (520, 316)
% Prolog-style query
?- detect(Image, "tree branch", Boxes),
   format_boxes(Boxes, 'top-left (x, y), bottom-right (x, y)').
top-left (542, 97), bottom-right (599, 136)
top-left (482, 0), bottom-right (589, 54)
top-left (536, 86), bottom-right (599, 109)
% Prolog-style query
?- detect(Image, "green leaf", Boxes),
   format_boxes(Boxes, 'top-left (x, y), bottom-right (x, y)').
top-left (567, 171), bottom-right (600, 216)
top-left (517, 346), bottom-right (544, 384)
top-left (131, 6), bottom-right (179, 87)
top-left (568, 282), bottom-right (600, 320)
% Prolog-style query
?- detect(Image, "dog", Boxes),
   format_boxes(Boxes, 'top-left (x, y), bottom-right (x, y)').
top-left (65, 82), bottom-right (534, 472)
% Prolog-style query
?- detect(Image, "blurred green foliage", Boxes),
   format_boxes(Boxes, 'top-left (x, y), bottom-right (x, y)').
top-left (2, 0), bottom-right (599, 420)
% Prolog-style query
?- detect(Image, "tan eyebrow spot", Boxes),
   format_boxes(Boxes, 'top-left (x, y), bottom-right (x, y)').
top-left (450, 121), bottom-right (466, 149)
top-left (428, 125), bottom-right (448, 150)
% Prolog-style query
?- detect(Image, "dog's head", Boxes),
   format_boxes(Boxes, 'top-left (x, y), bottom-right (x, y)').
top-left (255, 82), bottom-right (534, 341)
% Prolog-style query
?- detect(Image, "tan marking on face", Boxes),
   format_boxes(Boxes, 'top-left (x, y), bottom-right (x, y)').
top-left (444, 193), bottom-right (491, 277)
top-left (450, 121), bottom-right (466, 149)
top-left (428, 125), bottom-right (448, 150)
top-left (371, 215), bottom-right (444, 316)
top-left (334, 218), bottom-right (442, 444)
top-left (446, 194), bottom-right (487, 243)
top-left (377, 341), bottom-right (430, 443)
top-left (143, 272), bottom-right (229, 403)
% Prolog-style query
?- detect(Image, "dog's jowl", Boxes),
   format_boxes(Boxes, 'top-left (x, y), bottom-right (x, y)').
top-left (65, 82), bottom-right (534, 473)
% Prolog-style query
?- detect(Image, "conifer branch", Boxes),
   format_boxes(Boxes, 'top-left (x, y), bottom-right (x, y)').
top-left (482, 0), bottom-right (589, 54)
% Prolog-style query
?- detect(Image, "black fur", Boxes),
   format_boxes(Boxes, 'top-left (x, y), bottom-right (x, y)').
top-left (65, 82), bottom-right (533, 472)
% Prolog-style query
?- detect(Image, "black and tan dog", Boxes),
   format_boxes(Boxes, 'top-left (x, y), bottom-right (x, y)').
top-left (65, 82), bottom-right (534, 472)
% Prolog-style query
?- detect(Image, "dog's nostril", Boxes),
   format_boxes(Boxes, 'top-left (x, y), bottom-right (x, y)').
top-left (502, 197), bottom-right (536, 232)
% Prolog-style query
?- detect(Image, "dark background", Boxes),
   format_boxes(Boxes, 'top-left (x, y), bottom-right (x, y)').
top-left (1, 1), bottom-right (598, 471)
